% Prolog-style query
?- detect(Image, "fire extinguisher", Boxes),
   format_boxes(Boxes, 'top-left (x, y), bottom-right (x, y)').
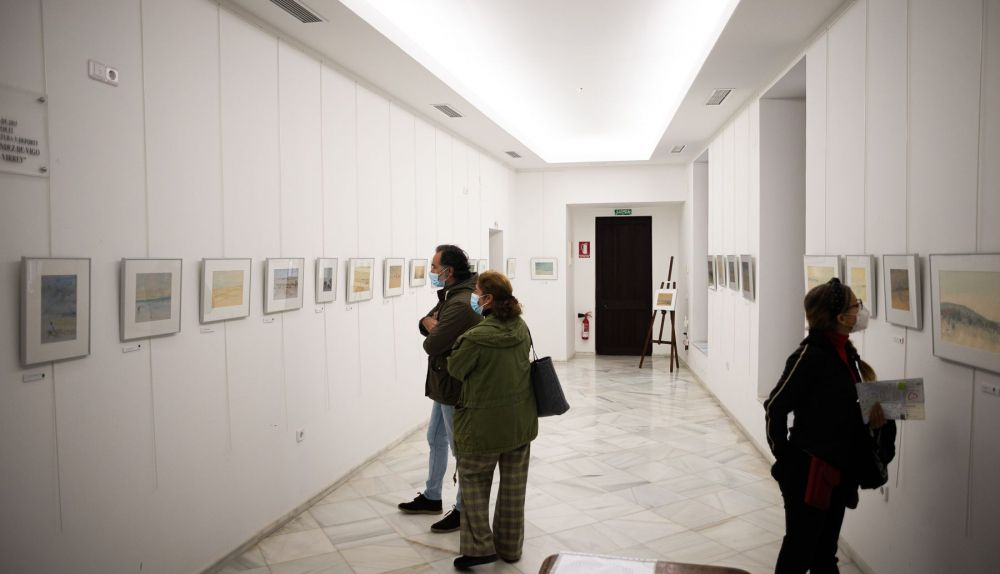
top-left (578, 312), bottom-right (592, 340)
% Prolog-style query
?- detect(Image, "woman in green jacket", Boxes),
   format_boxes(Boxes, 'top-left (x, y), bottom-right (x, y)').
top-left (447, 270), bottom-right (538, 571)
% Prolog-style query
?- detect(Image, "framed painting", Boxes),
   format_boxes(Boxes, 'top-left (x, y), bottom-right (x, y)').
top-left (347, 258), bottom-right (375, 303)
top-left (883, 254), bottom-right (922, 329)
top-left (653, 288), bottom-right (677, 311)
top-left (384, 258), bottom-right (405, 298)
top-left (315, 258), bottom-right (338, 303)
top-left (716, 255), bottom-right (726, 289)
top-left (410, 259), bottom-right (428, 288)
top-left (201, 258), bottom-right (251, 323)
top-left (803, 255), bottom-right (841, 294)
top-left (727, 255), bottom-right (740, 291)
top-left (740, 255), bottom-right (755, 302)
top-left (707, 256), bottom-right (717, 290)
top-left (930, 254), bottom-right (1000, 373)
top-left (264, 258), bottom-right (305, 313)
top-left (21, 257), bottom-right (91, 366)
top-left (531, 257), bottom-right (558, 280)
top-left (506, 258), bottom-right (517, 279)
top-left (120, 258), bottom-right (183, 341)
top-left (843, 255), bottom-right (877, 317)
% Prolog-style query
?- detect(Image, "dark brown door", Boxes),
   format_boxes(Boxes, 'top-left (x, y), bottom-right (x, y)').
top-left (595, 216), bottom-right (653, 355)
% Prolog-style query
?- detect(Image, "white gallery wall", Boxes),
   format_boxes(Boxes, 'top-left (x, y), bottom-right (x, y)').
top-left (685, 0), bottom-right (1000, 572)
top-left (512, 165), bottom-right (688, 362)
top-left (569, 203), bottom-right (684, 357)
top-left (0, 1), bottom-right (513, 572)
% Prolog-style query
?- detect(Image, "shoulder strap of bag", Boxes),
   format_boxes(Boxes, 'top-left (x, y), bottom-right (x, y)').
top-left (525, 324), bottom-right (539, 362)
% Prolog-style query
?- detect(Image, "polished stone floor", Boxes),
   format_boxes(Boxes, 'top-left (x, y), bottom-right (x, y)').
top-left (217, 356), bottom-right (863, 574)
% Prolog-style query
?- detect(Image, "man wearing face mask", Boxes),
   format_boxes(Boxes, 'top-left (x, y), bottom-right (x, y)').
top-left (764, 278), bottom-right (896, 573)
top-left (397, 245), bottom-right (482, 533)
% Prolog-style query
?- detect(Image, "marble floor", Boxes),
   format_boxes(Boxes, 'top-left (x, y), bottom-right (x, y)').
top-left (217, 356), bottom-right (863, 574)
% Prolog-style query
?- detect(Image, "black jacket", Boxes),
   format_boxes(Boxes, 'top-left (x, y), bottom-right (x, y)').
top-left (764, 330), bottom-right (895, 481)
top-left (419, 273), bottom-right (482, 405)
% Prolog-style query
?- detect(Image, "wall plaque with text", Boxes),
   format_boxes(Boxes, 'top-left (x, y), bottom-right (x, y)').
top-left (0, 85), bottom-right (49, 177)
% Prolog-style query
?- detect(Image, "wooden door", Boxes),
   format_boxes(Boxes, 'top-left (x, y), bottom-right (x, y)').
top-left (595, 216), bottom-right (653, 355)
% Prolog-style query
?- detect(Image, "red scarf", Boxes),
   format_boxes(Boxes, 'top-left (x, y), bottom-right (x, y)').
top-left (826, 331), bottom-right (857, 382)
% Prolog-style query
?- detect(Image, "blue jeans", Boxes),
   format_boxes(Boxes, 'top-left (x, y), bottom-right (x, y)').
top-left (425, 401), bottom-right (462, 511)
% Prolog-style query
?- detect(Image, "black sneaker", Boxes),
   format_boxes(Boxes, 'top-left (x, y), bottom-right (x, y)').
top-left (431, 507), bottom-right (461, 533)
top-left (453, 554), bottom-right (497, 570)
top-left (398, 493), bottom-right (443, 514)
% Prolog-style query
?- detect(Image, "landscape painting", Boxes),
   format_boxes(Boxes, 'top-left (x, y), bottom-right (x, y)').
top-left (883, 254), bottom-right (921, 329)
top-left (531, 258), bottom-right (558, 280)
top-left (353, 265), bottom-right (371, 294)
top-left (939, 270), bottom-right (1000, 355)
top-left (803, 255), bottom-right (840, 295)
top-left (389, 264), bottom-right (403, 290)
top-left (135, 272), bottom-right (172, 323)
top-left (891, 269), bottom-right (910, 311)
top-left (41, 274), bottom-right (77, 343)
top-left (273, 268), bottom-right (299, 301)
top-left (212, 270), bottom-right (244, 308)
top-left (653, 288), bottom-right (677, 311)
top-left (844, 255), bottom-right (876, 317)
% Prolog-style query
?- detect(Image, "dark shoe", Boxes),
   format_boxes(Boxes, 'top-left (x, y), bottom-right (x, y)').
top-left (500, 555), bottom-right (520, 564)
top-left (398, 493), bottom-right (443, 515)
top-left (431, 508), bottom-right (461, 533)
top-left (453, 554), bottom-right (497, 570)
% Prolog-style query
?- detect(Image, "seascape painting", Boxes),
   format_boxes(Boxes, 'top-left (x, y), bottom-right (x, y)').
top-left (849, 267), bottom-right (868, 302)
top-left (135, 272), bottom-right (172, 323)
top-left (939, 270), bottom-right (1000, 355)
top-left (657, 292), bottom-right (674, 307)
top-left (212, 270), bottom-right (244, 308)
top-left (41, 274), bottom-right (77, 343)
top-left (274, 268), bottom-right (300, 300)
top-left (535, 261), bottom-right (554, 275)
top-left (891, 269), bottom-right (910, 311)
top-left (414, 264), bottom-right (425, 280)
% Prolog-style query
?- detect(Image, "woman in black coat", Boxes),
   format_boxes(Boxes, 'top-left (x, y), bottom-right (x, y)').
top-left (764, 278), bottom-right (896, 574)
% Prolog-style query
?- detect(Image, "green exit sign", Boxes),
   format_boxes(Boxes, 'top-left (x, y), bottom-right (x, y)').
top-left (614, 208), bottom-right (632, 216)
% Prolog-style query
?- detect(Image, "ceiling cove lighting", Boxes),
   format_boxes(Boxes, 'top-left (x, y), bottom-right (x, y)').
top-left (339, 0), bottom-right (739, 164)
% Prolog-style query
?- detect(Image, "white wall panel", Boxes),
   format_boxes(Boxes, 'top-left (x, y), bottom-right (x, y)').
top-left (43, 0), bottom-right (154, 571)
top-left (826, 1), bottom-right (867, 256)
top-left (0, 3), bottom-right (58, 571)
top-left (434, 131), bottom-right (454, 246)
top-left (355, 86), bottom-right (396, 398)
top-left (219, 8), bottom-right (287, 544)
top-left (321, 67), bottom-right (361, 400)
top-left (277, 41), bottom-right (328, 501)
top-left (982, 0), bottom-right (1000, 252)
top-left (806, 37), bottom-right (828, 253)
top-left (140, 1), bottom-right (230, 570)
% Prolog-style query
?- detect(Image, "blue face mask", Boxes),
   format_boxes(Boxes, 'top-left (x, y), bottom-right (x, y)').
top-left (430, 268), bottom-right (449, 288)
top-left (470, 293), bottom-right (484, 315)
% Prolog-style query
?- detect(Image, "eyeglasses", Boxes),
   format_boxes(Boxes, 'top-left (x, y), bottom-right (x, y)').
top-left (846, 300), bottom-right (864, 311)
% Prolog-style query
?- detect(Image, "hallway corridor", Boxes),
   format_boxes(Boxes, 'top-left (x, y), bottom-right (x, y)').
top-left (217, 356), bottom-right (862, 574)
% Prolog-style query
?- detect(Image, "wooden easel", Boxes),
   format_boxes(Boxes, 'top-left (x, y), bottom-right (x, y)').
top-left (639, 256), bottom-right (680, 371)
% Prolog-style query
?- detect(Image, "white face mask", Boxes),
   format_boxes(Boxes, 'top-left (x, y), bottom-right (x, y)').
top-left (851, 308), bottom-right (870, 333)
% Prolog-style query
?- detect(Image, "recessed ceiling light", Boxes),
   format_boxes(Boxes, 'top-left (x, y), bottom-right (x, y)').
top-left (342, 0), bottom-right (739, 163)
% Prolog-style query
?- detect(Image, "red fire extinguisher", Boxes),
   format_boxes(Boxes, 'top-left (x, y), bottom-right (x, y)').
top-left (579, 312), bottom-right (592, 340)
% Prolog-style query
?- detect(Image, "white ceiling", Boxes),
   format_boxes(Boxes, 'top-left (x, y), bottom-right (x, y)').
top-left (226, 0), bottom-right (847, 170)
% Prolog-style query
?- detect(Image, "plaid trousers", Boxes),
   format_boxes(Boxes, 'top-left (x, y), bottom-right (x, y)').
top-left (457, 442), bottom-right (531, 559)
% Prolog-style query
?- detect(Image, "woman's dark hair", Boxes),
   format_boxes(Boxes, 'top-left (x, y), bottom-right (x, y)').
top-left (804, 277), bottom-right (855, 331)
top-left (435, 244), bottom-right (472, 281)
top-left (478, 270), bottom-right (522, 321)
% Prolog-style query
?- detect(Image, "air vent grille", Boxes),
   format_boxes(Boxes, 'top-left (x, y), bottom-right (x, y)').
top-left (433, 104), bottom-right (463, 118)
top-left (270, 0), bottom-right (323, 23)
top-left (505, 151), bottom-right (522, 158)
top-left (671, 145), bottom-right (686, 154)
top-left (705, 88), bottom-right (733, 106)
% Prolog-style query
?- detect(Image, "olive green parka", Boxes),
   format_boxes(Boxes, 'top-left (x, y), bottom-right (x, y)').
top-left (447, 313), bottom-right (538, 455)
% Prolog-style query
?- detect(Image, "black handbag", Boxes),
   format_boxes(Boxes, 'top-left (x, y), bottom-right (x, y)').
top-left (527, 328), bottom-right (570, 417)
top-left (856, 421), bottom-right (897, 489)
